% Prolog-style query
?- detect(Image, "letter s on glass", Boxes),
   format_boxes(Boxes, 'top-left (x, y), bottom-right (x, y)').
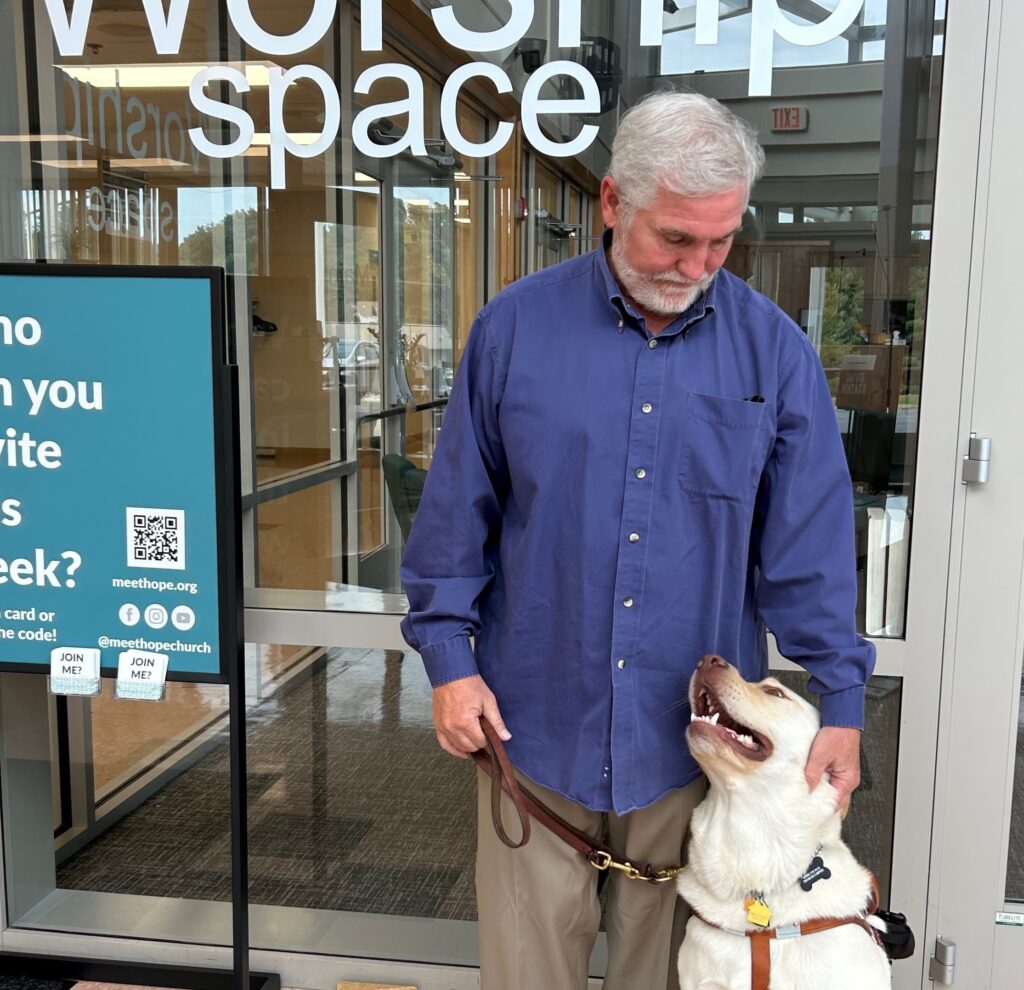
top-left (188, 67), bottom-right (255, 158)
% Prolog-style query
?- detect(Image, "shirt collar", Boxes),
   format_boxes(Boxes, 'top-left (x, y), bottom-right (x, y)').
top-left (593, 227), bottom-right (720, 333)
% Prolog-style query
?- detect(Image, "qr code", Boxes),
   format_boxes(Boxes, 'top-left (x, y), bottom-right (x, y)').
top-left (126, 507), bottom-right (186, 570)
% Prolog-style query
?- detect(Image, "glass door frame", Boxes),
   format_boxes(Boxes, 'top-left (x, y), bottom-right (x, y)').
top-left (923, 0), bottom-right (1024, 985)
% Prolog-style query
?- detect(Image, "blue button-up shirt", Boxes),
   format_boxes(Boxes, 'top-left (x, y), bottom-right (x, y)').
top-left (401, 234), bottom-right (875, 814)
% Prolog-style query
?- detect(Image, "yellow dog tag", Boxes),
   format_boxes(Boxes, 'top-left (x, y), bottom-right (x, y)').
top-left (744, 897), bottom-right (773, 928)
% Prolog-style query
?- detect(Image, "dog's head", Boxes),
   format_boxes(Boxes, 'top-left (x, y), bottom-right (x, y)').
top-left (686, 654), bottom-right (820, 789)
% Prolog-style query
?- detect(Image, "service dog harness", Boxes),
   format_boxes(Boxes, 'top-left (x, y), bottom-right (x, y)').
top-left (691, 873), bottom-right (884, 990)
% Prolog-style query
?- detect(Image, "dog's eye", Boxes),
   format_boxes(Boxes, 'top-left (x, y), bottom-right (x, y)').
top-left (762, 687), bottom-right (787, 699)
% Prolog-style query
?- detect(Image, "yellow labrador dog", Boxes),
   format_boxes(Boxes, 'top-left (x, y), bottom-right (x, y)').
top-left (676, 655), bottom-right (890, 990)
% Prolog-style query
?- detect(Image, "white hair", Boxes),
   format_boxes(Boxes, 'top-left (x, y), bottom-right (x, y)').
top-left (608, 91), bottom-right (765, 208)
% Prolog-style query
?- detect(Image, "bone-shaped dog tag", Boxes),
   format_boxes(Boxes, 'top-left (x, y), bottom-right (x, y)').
top-left (799, 856), bottom-right (832, 892)
top-left (744, 898), bottom-right (773, 928)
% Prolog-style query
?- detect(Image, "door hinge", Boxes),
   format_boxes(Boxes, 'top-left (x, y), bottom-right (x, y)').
top-left (961, 433), bottom-right (991, 484)
top-left (929, 935), bottom-right (957, 984)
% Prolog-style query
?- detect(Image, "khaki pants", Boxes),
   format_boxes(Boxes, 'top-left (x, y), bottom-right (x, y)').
top-left (476, 767), bottom-right (706, 990)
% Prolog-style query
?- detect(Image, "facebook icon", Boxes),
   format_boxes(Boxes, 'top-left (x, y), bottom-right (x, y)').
top-left (118, 604), bottom-right (140, 627)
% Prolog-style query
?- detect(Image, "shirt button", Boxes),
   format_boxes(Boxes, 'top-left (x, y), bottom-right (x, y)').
top-left (635, 467), bottom-right (647, 479)
top-left (641, 402), bottom-right (653, 414)
top-left (622, 597), bottom-right (634, 608)
top-left (648, 338), bottom-right (658, 349)
top-left (628, 532), bottom-right (640, 543)
top-left (617, 659), bottom-right (626, 669)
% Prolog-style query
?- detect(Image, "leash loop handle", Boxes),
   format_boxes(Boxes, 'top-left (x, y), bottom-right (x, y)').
top-left (476, 716), bottom-right (531, 849)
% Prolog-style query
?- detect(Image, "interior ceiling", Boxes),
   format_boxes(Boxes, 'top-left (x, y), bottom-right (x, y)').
top-left (80, 3), bottom-right (338, 45)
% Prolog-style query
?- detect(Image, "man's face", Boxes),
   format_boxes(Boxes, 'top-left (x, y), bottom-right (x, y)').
top-left (601, 177), bottom-right (747, 316)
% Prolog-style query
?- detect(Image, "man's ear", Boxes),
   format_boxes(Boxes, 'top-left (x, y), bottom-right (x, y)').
top-left (600, 175), bottom-right (623, 230)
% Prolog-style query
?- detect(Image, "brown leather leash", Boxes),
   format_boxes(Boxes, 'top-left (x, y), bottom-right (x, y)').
top-left (692, 875), bottom-right (884, 990)
top-left (470, 716), bottom-right (683, 884)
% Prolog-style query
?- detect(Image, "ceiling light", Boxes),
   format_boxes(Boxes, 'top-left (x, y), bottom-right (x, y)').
top-left (0, 134), bottom-right (83, 142)
top-left (35, 159), bottom-right (98, 168)
top-left (108, 157), bottom-right (188, 169)
top-left (57, 61), bottom-right (286, 89)
top-left (251, 132), bottom-right (322, 146)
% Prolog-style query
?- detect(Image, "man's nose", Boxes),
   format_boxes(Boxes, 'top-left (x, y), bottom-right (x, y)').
top-left (675, 248), bottom-right (709, 281)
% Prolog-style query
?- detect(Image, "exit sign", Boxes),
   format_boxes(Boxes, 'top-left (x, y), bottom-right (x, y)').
top-left (771, 106), bottom-right (809, 131)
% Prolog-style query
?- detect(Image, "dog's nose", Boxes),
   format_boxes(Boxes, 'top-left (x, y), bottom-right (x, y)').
top-left (698, 654), bottom-right (728, 670)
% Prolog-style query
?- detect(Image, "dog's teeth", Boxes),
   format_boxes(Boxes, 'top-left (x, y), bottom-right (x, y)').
top-left (710, 712), bottom-right (720, 725)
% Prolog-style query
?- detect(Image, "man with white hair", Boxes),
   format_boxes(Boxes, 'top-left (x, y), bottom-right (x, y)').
top-left (401, 91), bottom-right (874, 990)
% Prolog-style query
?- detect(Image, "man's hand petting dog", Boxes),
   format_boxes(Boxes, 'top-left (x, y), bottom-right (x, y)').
top-left (805, 726), bottom-right (862, 810)
top-left (432, 674), bottom-right (512, 758)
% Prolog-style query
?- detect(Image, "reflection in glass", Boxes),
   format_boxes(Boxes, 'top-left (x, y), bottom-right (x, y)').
top-left (177, 186), bottom-right (261, 276)
top-left (709, 4), bottom-right (946, 638)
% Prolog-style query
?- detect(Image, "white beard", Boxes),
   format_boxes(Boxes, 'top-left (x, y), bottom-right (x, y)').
top-left (609, 225), bottom-right (714, 316)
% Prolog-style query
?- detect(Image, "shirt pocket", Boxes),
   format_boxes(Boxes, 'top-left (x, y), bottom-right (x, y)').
top-left (678, 392), bottom-right (768, 501)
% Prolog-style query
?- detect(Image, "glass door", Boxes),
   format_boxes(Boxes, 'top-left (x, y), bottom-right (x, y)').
top-left (354, 154), bottom-right (454, 593)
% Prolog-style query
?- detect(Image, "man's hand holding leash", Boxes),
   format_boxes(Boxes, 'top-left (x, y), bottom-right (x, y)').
top-left (433, 675), bottom-right (511, 758)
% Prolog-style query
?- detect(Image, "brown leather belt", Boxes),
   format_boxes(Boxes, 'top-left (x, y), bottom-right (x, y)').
top-left (470, 716), bottom-right (683, 883)
top-left (692, 875), bottom-right (884, 990)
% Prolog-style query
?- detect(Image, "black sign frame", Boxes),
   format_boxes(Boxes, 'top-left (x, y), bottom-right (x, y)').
top-left (0, 262), bottom-right (241, 685)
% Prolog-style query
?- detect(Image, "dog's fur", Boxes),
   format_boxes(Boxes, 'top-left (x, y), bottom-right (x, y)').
top-left (676, 656), bottom-right (891, 990)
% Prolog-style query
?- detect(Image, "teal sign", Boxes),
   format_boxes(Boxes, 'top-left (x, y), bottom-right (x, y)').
top-left (0, 266), bottom-right (237, 680)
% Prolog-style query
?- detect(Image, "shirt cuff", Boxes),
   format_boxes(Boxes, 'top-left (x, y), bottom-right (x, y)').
top-left (818, 684), bottom-right (866, 730)
top-left (419, 634), bottom-right (480, 687)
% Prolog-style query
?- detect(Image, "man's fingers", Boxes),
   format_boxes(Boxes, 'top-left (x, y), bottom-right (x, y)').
top-left (430, 676), bottom-right (509, 758)
top-left (436, 732), bottom-right (470, 760)
top-left (454, 716), bottom-right (488, 753)
top-left (482, 696), bottom-right (512, 741)
top-left (804, 755), bottom-right (826, 791)
top-left (830, 769), bottom-right (860, 804)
